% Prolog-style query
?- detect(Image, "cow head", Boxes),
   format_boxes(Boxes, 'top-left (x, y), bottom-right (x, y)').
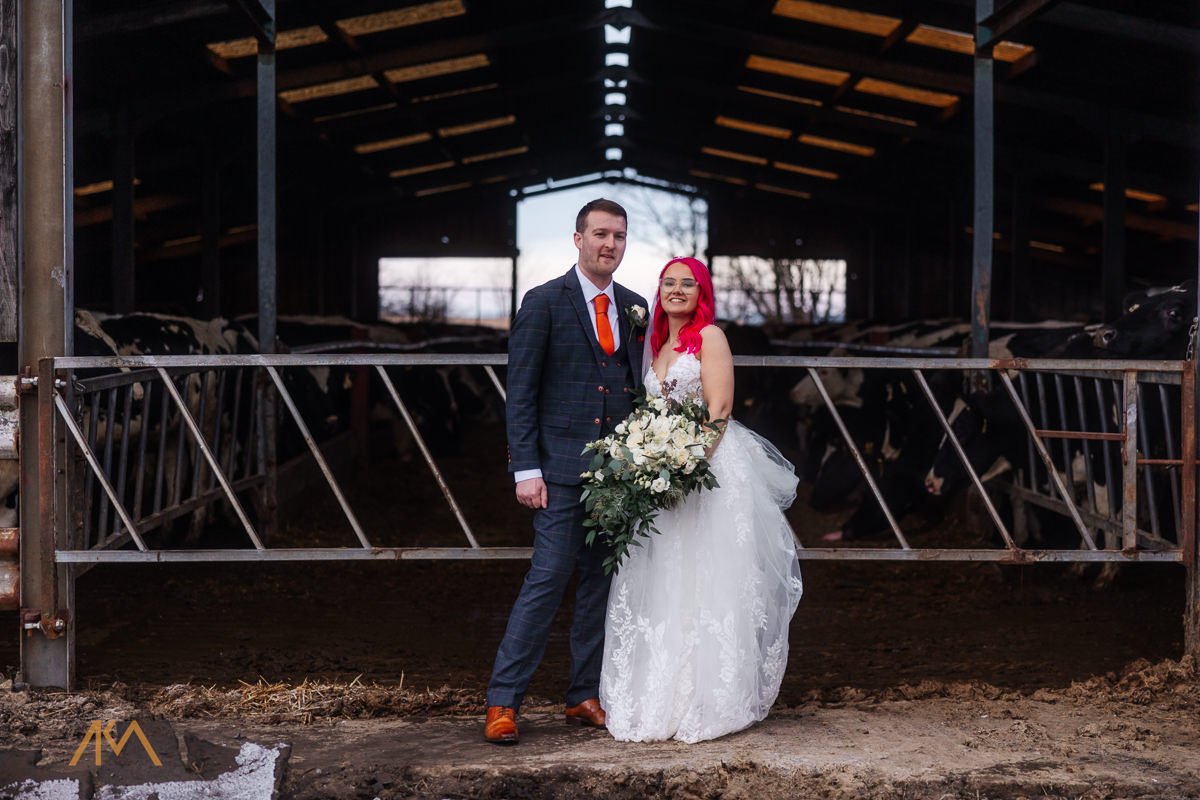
top-left (1092, 280), bottom-right (1197, 359)
top-left (923, 391), bottom-right (1014, 497)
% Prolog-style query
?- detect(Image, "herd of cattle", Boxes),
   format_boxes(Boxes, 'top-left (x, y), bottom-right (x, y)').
top-left (0, 279), bottom-right (1196, 560)
top-left (768, 280), bottom-right (1197, 555)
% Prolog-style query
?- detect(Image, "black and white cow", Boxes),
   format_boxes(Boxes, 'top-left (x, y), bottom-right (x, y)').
top-left (243, 314), bottom-right (507, 461)
top-left (794, 321), bottom-right (1086, 536)
top-left (1091, 281), bottom-right (1197, 360)
top-left (921, 286), bottom-right (1197, 582)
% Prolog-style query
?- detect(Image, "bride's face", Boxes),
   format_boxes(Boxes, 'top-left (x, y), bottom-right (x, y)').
top-left (659, 263), bottom-right (700, 318)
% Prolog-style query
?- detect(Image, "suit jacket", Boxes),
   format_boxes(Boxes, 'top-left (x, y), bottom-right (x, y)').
top-left (507, 268), bottom-right (648, 486)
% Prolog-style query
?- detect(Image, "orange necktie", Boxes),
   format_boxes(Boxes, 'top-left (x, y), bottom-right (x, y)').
top-left (594, 294), bottom-right (615, 356)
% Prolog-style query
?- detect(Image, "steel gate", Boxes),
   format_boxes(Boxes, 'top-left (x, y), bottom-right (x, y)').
top-left (8, 352), bottom-right (1198, 685)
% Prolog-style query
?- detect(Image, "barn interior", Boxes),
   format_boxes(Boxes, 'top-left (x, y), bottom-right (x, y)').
top-left (67, 0), bottom-right (1199, 329)
top-left (2, 0), bottom-right (1200, 705)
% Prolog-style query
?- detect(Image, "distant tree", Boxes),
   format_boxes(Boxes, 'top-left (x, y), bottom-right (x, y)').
top-left (714, 257), bottom-right (845, 325)
top-left (626, 186), bottom-right (707, 261)
top-left (379, 262), bottom-right (456, 322)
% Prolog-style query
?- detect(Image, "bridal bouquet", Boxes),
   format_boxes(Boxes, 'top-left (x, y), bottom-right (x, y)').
top-left (580, 390), bottom-right (721, 573)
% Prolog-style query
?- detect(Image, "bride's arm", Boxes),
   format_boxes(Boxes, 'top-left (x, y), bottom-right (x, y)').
top-left (699, 326), bottom-right (734, 453)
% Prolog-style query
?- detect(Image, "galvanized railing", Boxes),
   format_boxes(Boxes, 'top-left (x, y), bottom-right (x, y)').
top-left (67, 364), bottom-right (267, 553)
top-left (40, 354), bottom-right (1192, 566)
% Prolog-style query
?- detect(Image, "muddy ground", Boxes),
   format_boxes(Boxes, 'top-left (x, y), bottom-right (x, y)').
top-left (1, 424), bottom-right (1199, 797)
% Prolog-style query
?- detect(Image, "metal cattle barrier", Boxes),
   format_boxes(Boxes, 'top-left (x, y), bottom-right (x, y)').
top-left (27, 353), bottom-right (1193, 567)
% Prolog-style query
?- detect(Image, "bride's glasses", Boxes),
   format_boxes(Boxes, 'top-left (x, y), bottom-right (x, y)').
top-left (660, 278), bottom-right (699, 291)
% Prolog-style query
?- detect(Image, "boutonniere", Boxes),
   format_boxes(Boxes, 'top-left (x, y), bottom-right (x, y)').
top-left (625, 304), bottom-right (649, 329)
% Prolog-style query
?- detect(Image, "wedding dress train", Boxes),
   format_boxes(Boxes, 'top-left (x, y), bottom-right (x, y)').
top-left (600, 353), bottom-right (803, 743)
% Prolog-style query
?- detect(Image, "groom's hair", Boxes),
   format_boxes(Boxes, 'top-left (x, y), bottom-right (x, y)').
top-left (576, 198), bottom-right (627, 233)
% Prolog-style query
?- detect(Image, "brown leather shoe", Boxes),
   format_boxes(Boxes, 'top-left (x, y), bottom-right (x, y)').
top-left (564, 698), bottom-right (606, 728)
top-left (484, 706), bottom-right (519, 744)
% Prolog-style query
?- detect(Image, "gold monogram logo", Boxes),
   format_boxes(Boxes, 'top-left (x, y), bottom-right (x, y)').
top-left (69, 720), bottom-right (163, 767)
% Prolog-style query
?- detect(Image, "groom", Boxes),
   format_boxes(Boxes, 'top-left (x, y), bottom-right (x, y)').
top-left (485, 198), bottom-right (647, 744)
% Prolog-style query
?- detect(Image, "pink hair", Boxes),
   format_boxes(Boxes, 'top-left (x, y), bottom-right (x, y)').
top-left (650, 256), bottom-right (716, 356)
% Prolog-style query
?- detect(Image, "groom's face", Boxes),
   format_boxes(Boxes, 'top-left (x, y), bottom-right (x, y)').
top-left (574, 210), bottom-right (627, 287)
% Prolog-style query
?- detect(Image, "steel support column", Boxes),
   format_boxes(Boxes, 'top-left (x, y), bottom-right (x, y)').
top-left (1102, 133), bottom-right (1127, 322)
top-left (18, 0), bottom-right (73, 688)
top-left (0, 0), bottom-right (16, 343)
top-left (255, 5), bottom-right (275, 354)
top-left (1188, 139), bottom-right (1200, 660)
top-left (969, 0), bottom-right (995, 369)
top-left (255, 0), bottom-right (277, 541)
top-left (509, 195), bottom-right (519, 321)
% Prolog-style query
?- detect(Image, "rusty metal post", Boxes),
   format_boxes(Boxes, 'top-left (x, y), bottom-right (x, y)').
top-left (1121, 372), bottom-right (1138, 551)
top-left (1187, 301), bottom-right (1200, 659)
top-left (0, 375), bottom-right (17, 610)
top-left (969, 0), bottom-right (995, 373)
top-left (509, 194), bottom-right (520, 323)
top-left (17, 0), bottom-right (73, 688)
top-left (0, 0), bottom-right (15, 344)
top-left (255, 2), bottom-right (278, 542)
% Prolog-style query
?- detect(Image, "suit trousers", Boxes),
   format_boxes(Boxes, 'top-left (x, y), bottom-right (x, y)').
top-left (487, 480), bottom-right (612, 711)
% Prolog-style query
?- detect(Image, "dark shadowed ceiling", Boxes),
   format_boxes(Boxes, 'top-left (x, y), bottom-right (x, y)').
top-left (69, 0), bottom-right (1199, 318)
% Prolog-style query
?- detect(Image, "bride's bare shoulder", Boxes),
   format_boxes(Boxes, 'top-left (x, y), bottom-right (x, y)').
top-left (697, 325), bottom-right (731, 360)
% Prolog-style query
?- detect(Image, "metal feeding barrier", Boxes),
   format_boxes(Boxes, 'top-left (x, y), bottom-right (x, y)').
top-left (31, 353), bottom-right (1193, 567)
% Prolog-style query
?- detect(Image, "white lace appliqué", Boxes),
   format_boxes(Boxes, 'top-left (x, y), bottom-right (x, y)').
top-left (600, 353), bottom-right (804, 744)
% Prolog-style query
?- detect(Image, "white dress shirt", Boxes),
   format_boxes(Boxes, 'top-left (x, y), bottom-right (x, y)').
top-left (515, 266), bottom-right (619, 484)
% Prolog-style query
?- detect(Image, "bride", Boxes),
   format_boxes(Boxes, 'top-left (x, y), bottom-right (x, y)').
top-left (599, 256), bottom-right (804, 744)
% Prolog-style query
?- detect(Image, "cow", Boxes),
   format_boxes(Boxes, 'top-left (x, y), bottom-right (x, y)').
top-left (1091, 281), bottom-right (1197, 360)
top-left (251, 315), bottom-right (507, 461)
top-left (920, 286), bottom-right (1197, 586)
top-left (789, 319), bottom-right (1099, 547)
top-left (821, 370), bottom-right (960, 542)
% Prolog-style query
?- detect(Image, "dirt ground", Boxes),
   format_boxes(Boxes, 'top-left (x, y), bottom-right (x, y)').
top-left (1, 427), bottom-right (1199, 797)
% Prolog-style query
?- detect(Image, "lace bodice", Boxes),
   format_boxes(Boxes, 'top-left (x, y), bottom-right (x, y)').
top-left (645, 352), bottom-right (703, 403)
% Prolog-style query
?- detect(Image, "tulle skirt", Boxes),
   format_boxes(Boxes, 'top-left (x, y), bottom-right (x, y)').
top-left (600, 420), bottom-right (803, 743)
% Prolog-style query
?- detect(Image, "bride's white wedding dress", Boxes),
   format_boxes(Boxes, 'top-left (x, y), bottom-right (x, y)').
top-left (600, 352), bottom-right (804, 743)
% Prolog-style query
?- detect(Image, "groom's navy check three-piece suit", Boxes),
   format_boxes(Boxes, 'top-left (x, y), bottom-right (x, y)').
top-left (488, 267), bottom-right (647, 711)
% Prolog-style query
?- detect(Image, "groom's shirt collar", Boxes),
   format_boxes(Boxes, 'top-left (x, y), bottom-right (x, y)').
top-left (573, 264), bottom-right (616, 306)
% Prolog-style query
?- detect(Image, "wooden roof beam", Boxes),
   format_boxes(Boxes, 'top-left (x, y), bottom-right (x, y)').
top-left (931, 0), bottom-right (1200, 52)
top-left (1037, 196), bottom-right (1198, 242)
top-left (626, 5), bottom-right (1199, 147)
top-left (78, 6), bottom-right (623, 137)
top-left (622, 71), bottom-right (1196, 199)
top-left (836, 0), bottom-right (1200, 52)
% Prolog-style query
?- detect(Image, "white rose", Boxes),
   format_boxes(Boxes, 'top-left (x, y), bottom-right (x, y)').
top-left (651, 477), bottom-right (669, 493)
top-left (683, 462), bottom-right (696, 475)
top-left (689, 445), bottom-right (706, 458)
top-left (615, 421), bottom-right (627, 435)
